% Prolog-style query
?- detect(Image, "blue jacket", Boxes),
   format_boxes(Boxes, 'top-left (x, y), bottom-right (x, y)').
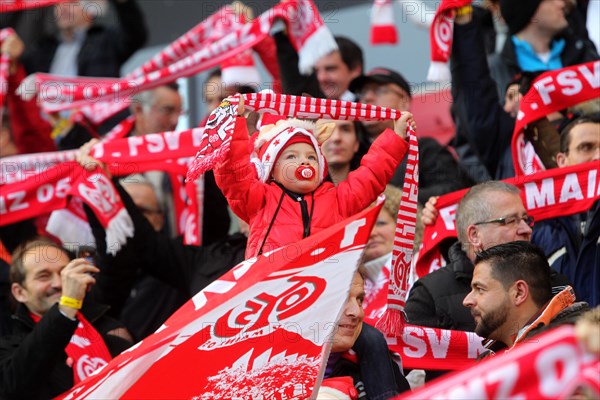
top-left (533, 201), bottom-right (600, 306)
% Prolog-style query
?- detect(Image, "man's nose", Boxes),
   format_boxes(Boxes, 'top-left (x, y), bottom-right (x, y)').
top-left (463, 291), bottom-right (474, 308)
top-left (51, 272), bottom-right (62, 289)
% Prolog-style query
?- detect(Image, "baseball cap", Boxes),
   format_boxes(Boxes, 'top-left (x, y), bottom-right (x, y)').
top-left (350, 67), bottom-right (412, 98)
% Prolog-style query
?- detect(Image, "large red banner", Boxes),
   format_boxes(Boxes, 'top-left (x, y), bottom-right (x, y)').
top-left (58, 201), bottom-right (383, 399)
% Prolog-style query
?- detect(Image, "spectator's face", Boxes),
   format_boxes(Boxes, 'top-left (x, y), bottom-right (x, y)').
top-left (331, 272), bottom-right (365, 352)
top-left (321, 121), bottom-right (359, 168)
top-left (54, 1), bottom-right (89, 31)
top-left (123, 183), bottom-right (164, 232)
top-left (135, 87), bottom-right (182, 135)
top-left (272, 143), bottom-right (320, 194)
top-left (204, 75), bottom-right (235, 116)
top-left (463, 261), bottom-right (512, 341)
top-left (504, 83), bottom-right (522, 118)
top-left (364, 208), bottom-right (396, 262)
top-left (556, 122), bottom-right (600, 167)
top-left (468, 192), bottom-right (533, 252)
top-left (11, 246), bottom-right (69, 317)
top-left (357, 82), bottom-right (411, 137)
top-left (315, 51), bottom-right (361, 100)
top-left (531, 0), bottom-right (568, 35)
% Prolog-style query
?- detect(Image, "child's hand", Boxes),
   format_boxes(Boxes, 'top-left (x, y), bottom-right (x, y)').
top-left (393, 112), bottom-right (416, 139)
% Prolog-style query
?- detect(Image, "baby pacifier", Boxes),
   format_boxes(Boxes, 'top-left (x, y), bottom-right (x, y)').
top-left (295, 165), bottom-right (315, 181)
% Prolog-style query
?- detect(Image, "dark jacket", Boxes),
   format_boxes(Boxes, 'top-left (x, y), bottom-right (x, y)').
top-left (0, 302), bottom-right (131, 400)
top-left (488, 28), bottom-right (599, 101)
top-left (389, 137), bottom-right (475, 204)
top-left (405, 241), bottom-right (574, 332)
top-left (452, 18), bottom-right (516, 179)
top-left (532, 201), bottom-right (600, 307)
top-left (405, 242), bottom-right (476, 331)
top-left (21, 0), bottom-right (147, 77)
top-left (86, 180), bottom-right (246, 316)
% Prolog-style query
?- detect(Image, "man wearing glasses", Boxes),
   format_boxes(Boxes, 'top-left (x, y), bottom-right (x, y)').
top-left (405, 181), bottom-right (571, 333)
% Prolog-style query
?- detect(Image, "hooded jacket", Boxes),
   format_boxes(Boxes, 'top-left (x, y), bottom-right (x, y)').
top-left (214, 117), bottom-right (408, 258)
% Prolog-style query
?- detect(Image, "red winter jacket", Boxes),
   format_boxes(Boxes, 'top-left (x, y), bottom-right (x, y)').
top-left (214, 117), bottom-right (409, 258)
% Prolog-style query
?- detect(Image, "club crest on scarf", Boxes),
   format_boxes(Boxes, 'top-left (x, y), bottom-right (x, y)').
top-left (187, 98), bottom-right (239, 182)
top-left (77, 174), bottom-right (119, 216)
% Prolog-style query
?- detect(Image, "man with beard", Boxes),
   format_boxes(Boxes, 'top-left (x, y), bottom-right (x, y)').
top-left (463, 241), bottom-right (588, 350)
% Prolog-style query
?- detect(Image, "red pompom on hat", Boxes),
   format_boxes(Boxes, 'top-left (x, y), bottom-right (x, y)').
top-left (250, 118), bottom-right (335, 183)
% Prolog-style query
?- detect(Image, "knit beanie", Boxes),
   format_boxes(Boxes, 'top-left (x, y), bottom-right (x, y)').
top-left (500, 0), bottom-right (542, 35)
top-left (250, 118), bottom-right (335, 183)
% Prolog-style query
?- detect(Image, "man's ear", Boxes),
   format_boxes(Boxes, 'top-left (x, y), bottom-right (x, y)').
top-left (556, 152), bottom-right (567, 168)
top-left (349, 65), bottom-right (362, 81)
top-left (466, 225), bottom-right (482, 251)
top-left (11, 283), bottom-right (27, 303)
top-left (512, 280), bottom-right (529, 306)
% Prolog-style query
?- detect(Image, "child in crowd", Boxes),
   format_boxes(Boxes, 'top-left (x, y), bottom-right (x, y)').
top-left (214, 98), bottom-right (414, 259)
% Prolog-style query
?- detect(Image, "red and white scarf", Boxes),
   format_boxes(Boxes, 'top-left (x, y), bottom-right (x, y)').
top-left (417, 161), bottom-right (600, 277)
top-left (0, 28), bottom-right (15, 117)
top-left (400, 325), bottom-right (600, 399)
top-left (0, 0), bottom-right (68, 12)
top-left (187, 92), bottom-right (406, 181)
top-left (30, 311), bottom-right (112, 385)
top-left (19, 0), bottom-right (336, 123)
top-left (1, 162), bottom-right (132, 255)
top-left (370, 0), bottom-right (398, 45)
top-left (376, 127), bottom-right (418, 337)
top-left (427, 0), bottom-right (471, 82)
top-left (512, 61), bottom-right (600, 175)
top-left (1, 128), bottom-right (205, 247)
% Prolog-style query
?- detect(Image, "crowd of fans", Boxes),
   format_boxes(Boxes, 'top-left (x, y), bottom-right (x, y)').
top-left (0, 0), bottom-right (598, 398)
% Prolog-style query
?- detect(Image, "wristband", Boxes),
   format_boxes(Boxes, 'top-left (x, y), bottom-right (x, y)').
top-left (456, 5), bottom-right (473, 17)
top-left (60, 296), bottom-right (83, 310)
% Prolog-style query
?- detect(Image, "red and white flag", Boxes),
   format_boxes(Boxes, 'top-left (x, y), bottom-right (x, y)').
top-left (398, 325), bottom-right (600, 399)
top-left (58, 200), bottom-right (383, 399)
top-left (370, 0), bottom-right (398, 45)
top-left (512, 61), bottom-right (600, 175)
top-left (427, 0), bottom-right (471, 82)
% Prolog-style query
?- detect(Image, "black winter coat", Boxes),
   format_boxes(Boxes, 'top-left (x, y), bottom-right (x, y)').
top-left (0, 302), bottom-right (131, 400)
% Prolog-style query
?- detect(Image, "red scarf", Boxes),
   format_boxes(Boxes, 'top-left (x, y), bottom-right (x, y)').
top-left (512, 61), bottom-right (600, 175)
top-left (187, 92), bottom-right (406, 181)
top-left (427, 0), bottom-right (471, 82)
top-left (417, 162), bottom-right (600, 277)
top-left (19, 0), bottom-right (334, 124)
top-left (370, 0), bottom-right (398, 45)
top-left (30, 311), bottom-right (112, 385)
top-left (1, 128), bottom-right (205, 245)
top-left (399, 325), bottom-right (600, 399)
top-left (376, 128), bottom-right (418, 336)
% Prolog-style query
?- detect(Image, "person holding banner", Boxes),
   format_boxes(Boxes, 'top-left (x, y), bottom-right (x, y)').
top-left (463, 241), bottom-right (588, 349)
top-left (0, 238), bottom-right (133, 400)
